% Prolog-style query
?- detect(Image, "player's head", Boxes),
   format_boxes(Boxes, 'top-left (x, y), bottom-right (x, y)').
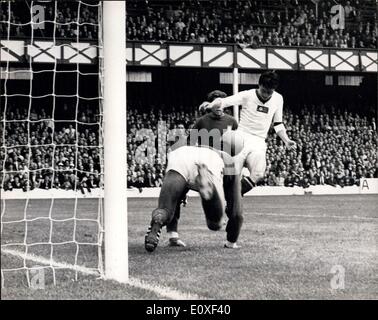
top-left (206, 90), bottom-right (227, 117)
top-left (206, 90), bottom-right (227, 102)
top-left (258, 71), bottom-right (279, 100)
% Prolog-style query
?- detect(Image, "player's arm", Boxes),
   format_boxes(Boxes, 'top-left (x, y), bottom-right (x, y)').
top-left (206, 91), bottom-right (246, 112)
top-left (275, 125), bottom-right (296, 150)
top-left (273, 98), bottom-right (296, 150)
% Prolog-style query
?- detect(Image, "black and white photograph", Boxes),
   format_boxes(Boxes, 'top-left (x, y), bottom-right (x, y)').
top-left (0, 0), bottom-right (377, 306)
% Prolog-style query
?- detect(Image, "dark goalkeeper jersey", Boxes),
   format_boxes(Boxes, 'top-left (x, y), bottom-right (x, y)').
top-left (189, 113), bottom-right (238, 150)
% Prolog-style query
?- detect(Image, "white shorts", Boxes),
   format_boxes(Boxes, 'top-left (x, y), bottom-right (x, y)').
top-left (233, 130), bottom-right (267, 177)
top-left (166, 146), bottom-right (224, 192)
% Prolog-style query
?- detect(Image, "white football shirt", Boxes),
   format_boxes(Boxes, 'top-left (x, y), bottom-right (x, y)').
top-left (166, 146), bottom-right (224, 189)
top-left (220, 89), bottom-right (283, 139)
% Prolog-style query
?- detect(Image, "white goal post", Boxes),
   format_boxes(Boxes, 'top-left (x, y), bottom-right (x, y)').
top-left (102, 1), bottom-right (128, 283)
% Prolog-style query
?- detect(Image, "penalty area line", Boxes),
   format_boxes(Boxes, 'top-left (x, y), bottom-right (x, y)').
top-left (1, 248), bottom-right (205, 300)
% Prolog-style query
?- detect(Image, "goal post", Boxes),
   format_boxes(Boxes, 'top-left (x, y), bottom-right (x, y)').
top-left (102, 1), bottom-right (128, 283)
top-left (232, 67), bottom-right (239, 122)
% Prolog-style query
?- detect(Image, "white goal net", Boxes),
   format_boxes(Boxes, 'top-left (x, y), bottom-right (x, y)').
top-left (0, 0), bottom-right (124, 287)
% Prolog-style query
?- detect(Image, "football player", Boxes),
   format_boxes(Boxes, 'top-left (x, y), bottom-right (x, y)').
top-left (164, 90), bottom-right (238, 248)
top-left (144, 145), bottom-right (242, 252)
top-left (206, 71), bottom-right (297, 195)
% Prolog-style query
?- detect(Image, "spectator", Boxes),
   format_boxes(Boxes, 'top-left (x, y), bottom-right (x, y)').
top-left (344, 1), bottom-right (355, 19)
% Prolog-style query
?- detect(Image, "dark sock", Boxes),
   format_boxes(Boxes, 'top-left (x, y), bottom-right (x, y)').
top-left (241, 176), bottom-right (255, 196)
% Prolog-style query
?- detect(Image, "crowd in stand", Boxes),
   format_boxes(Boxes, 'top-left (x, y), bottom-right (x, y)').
top-left (1, 0), bottom-right (377, 191)
top-left (126, 105), bottom-right (377, 189)
top-left (0, 1), bottom-right (99, 40)
top-left (126, 107), bottom-right (196, 190)
top-left (1, 103), bottom-right (377, 191)
top-left (126, 0), bottom-right (377, 48)
top-left (1, 105), bottom-right (102, 193)
top-left (263, 106), bottom-right (377, 187)
top-left (1, 0), bottom-right (376, 49)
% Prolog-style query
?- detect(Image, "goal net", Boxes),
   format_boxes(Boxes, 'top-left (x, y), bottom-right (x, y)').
top-left (1, 1), bottom-right (128, 287)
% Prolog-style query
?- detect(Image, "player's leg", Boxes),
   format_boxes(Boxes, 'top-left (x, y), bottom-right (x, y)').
top-left (231, 133), bottom-right (266, 196)
top-left (166, 187), bottom-right (188, 247)
top-left (145, 170), bottom-right (187, 252)
top-left (241, 150), bottom-right (266, 196)
top-left (223, 174), bottom-right (243, 248)
top-left (195, 163), bottom-right (225, 231)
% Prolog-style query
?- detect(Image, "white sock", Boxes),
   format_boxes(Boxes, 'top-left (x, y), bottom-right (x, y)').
top-left (225, 241), bottom-right (237, 248)
top-left (168, 231), bottom-right (179, 239)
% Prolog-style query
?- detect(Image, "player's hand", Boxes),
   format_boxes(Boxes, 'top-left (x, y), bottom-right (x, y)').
top-left (206, 97), bottom-right (223, 112)
top-left (198, 101), bottom-right (210, 113)
top-left (285, 139), bottom-right (297, 150)
top-left (207, 98), bottom-right (223, 117)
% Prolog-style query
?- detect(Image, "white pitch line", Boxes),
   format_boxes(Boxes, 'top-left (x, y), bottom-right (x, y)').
top-left (1, 248), bottom-right (205, 300)
top-left (250, 212), bottom-right (378, 221)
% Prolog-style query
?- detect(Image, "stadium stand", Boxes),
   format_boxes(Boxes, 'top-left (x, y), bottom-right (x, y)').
top-left (126, 105), bottom-right (378, 189)
top-left (125, 0), bottom-right (377, 48)
top-left (1, 0), bottom-right (376, 48)
top-left (5, 105), bottom-right (375, 190)
top-left (1, 104), bottom-right (102, 193)
top-left (0, 1), bottom-right (99, 39)
top-left (0, 0), bottom-right (376, 191)
top-left (1, 102), bottom-right (377, 191)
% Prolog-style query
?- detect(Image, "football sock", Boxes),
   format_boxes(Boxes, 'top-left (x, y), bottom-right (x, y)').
top-left (224, 241), bottom-right (240, 249)
top-left (167, 231), bottom-right (179, 239)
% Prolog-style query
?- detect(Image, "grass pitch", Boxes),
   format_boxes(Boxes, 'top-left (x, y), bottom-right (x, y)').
top-left (1, 195), bottom-right (377, 299)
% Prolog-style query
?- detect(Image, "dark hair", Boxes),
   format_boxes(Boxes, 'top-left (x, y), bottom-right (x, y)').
top-left (258, 71), bottom-right (279, 90)
top-left (206, 90), bottom-right (227, 102)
